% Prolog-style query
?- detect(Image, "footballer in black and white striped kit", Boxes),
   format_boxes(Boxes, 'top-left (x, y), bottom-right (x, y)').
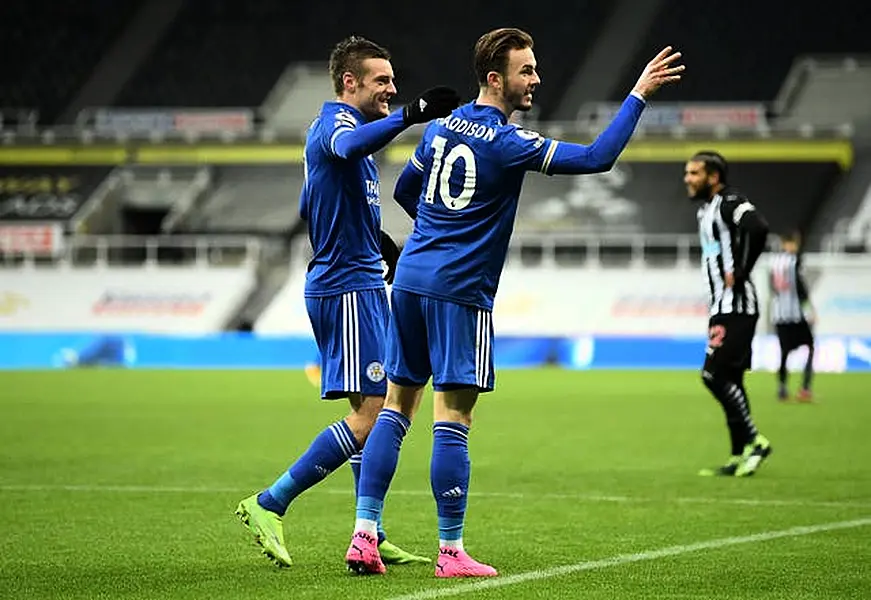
top-left (768, 231), bottom-right (815, 401)
top-left (685, 151), bottom-right (773, 477)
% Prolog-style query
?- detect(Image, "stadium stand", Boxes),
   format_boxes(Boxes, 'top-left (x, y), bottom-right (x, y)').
top-left (379, 157), bottom-right (844, 239)
top-left (611, 0), bottom-right (871, 103)
top-left (0, 166), bottom-right (114, 223)
top-left (114, 167), bottom-right (212, 234)
top-left (2, 0), bottom-right (871, 331)
top-left (185, 167), bottom-right (301, 234)
top-left (115, 0), bottom-right (296, 108)
top-left (1, 250), bottom-right (259, 332)
top-left (115, 0), bottom-right (609, 118)
top-left (816, 148), bottom-right (871, 252)
top-left (775, 57), bottom-right (871, 128)
top-left (0, 0), bottom-right (142, 123)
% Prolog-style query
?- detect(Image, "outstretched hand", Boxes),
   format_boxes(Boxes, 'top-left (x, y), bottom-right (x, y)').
top-left (403, 86), bottom-right (461, 125)
top-left (632, 46), bottom-right (684, 99)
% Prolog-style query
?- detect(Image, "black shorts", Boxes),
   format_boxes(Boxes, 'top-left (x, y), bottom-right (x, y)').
top-left (776, 321), bottom-right (814, 353)
top-left (704, 314), bottom-right (759, 374)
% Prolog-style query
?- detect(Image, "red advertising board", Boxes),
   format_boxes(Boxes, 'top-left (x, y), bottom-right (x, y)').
top-left (0, 223), bottom-right (64, 255)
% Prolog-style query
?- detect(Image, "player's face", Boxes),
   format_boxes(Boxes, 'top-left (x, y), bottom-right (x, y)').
top-left (502, 47), bottom-right (540, 112)
top-left (684, 160), bottom-right (716, 201)
top-left (348, 58), bottom-right (397, 120)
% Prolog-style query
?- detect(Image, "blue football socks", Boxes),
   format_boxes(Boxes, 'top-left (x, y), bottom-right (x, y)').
top-left (354, 409), bottom-right (410, 534)
top-left (258, 420), bottom-right (359, 515)
top-left (431, 421), bottom-right (471, 549)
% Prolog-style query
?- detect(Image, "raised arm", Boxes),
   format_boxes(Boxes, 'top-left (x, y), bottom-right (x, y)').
top-left (545, 93), bottom-right (646, 174)
top-left (331, 111), bottom-right (408, 161)
top-left (501, 47), bottom-right (683, 175)
top-left (331, 86), bottom-right (461, 161)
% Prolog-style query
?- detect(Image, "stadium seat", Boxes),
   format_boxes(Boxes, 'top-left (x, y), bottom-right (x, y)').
top-left (0, 0), bottom-right (143, 123)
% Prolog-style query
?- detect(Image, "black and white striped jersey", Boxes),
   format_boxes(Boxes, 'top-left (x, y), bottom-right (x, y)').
top-left (768, 251), bottom-right (809, 324)
top-left (697, 190), bottom-right (766, 317)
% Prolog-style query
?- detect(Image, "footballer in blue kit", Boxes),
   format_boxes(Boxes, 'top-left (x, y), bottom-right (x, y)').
top-left (346, 28), bottom-right (684, 577)
top-left (235, 36), bottom-right (460, 568)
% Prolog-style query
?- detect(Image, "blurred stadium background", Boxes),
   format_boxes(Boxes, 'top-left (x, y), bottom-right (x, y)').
top-left (2, 2), bottom-right (871, 599)
top-left (3, 0), bottom-right (871, 369)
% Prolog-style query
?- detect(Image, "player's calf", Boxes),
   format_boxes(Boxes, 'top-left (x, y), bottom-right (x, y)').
top-left (345, 394), bottom-right (385, 445)
top-left (700, 368), bottom-right (763, 473)
top-left (799, 342), bottom-right (815, 401)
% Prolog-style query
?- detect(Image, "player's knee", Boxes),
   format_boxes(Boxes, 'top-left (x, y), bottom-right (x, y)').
top-left (434, 387), bottom-right (478, 426)
top-left (358, 394), bottom-right (385, 415)
top-left (435, 406), bottom-right (473, 428)
top-left (383, 379), bottom-right (425, 420)
top-left (701, 368), bottom-right (724, 391)
top-left (342, 395), bottom-right (384, 445)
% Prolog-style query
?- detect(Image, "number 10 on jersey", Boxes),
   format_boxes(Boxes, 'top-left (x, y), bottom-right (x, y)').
top-left (425, 135), bottom-right (477, 211)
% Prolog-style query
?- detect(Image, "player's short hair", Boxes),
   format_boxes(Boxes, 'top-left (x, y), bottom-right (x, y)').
top-left (691, 151), bottom-right (729, 185)
top-left (474, 28), bottom-right (534, 87)
top-left (329, 36), bottom-right (391, 95)
top-left (782, 230), bottom-right (802, 244)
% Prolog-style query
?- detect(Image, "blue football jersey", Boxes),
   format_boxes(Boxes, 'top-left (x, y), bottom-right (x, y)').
top-left (392, 102), bottom-right (559, 310)
top-left (300, 102), bottom-right (383, 297)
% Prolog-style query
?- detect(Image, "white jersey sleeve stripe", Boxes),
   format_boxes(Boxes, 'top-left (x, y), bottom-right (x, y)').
top-left (330, 127), bottom-right (355, 154)
top-left (540, 140), bottom-right (559, 174)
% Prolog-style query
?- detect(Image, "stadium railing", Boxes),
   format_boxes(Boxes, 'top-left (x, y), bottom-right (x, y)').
top-left (821, 231), bottom-right (871, 254)
top-left (291, 232), bottom-right (864, 273)
top-left (0, 234), bottom-right (261, 269)
top-left (503, 232), bottom-right (701, 268)
top-left (0, 104), bottom-right (858, 144)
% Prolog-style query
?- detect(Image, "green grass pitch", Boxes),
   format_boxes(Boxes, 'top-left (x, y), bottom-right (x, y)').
top-left (1, 369), bottom-right (869, 599)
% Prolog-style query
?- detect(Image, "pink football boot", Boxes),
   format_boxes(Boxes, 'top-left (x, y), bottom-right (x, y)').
top-left (346, 531), bottom-right (386, 575)
top-left (435, 547), bottom-right (498, 578)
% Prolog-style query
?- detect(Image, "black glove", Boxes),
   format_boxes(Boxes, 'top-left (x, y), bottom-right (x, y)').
top-left (381, 230), bottom-right (400, 284)
top-left (403, 86), bottom-right (461, 125)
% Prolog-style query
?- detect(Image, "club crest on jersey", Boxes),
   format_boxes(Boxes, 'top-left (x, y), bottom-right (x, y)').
top-left (366, 361), bottom-right (386, 383)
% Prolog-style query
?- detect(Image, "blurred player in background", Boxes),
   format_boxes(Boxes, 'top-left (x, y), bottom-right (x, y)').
top-left (345, 28), bottom-right (683, 577)
top-left (235, 35), bottom-right (459, 568)
top-left (769, 231), bottom-right (815, 401)
top-left (686, 151), bottom-right (773, 477)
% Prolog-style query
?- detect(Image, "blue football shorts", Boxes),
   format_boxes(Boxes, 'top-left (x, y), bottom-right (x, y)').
top-left (386, 289), bottom-right (495, 392)
top-left (305, 288), bottom-right (389, 399)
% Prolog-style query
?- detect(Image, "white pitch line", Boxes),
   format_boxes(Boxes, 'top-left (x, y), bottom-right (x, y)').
top-left (387, 517), bottom-right (871, 600)
top-left (385, 489), bottom-right (871, 509)
top-left (0, 484), bottom-right (869, 509)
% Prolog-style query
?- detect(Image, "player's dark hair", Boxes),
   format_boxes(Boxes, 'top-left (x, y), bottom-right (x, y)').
top-left (329, 36), bottom-right (391, 95)
top-left (691, 151), bottom-right (729, 185)
top-left (474, 28), bottom-right (534, 87)
top-left (782, 230), bottom-right (802, 244)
